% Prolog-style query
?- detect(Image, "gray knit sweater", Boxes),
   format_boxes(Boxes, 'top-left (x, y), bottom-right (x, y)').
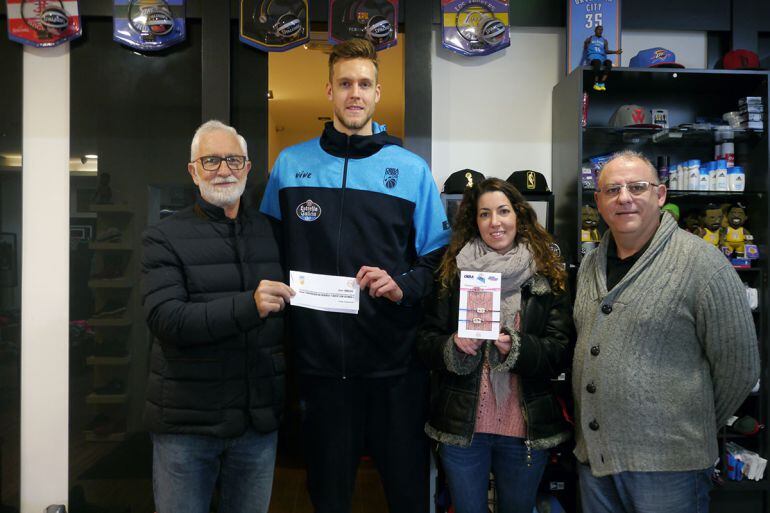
top-left (573, 213), bottom-right (759, 477)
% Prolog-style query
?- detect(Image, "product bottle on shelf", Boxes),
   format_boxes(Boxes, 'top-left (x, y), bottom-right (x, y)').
top-left (716, 160), bottom-right (729, 191)
top-left (687, 160), bottom-right (702, 191)
top-left (729, 166), bottom-right (746, 192)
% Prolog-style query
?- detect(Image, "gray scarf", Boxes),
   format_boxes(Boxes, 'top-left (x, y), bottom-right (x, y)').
top-left (456, 238), bottom-right (536, 408)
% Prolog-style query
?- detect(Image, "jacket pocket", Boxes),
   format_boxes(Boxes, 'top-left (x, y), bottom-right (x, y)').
top-left (272, 353), bottom-right (286, 374)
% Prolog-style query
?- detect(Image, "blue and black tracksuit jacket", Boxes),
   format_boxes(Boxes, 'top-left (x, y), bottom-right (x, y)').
top-left (260, 122), bottom-right (450, 378)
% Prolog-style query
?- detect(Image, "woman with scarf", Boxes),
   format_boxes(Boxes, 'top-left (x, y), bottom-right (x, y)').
top-left (418, 178), bottom-right (574, 513)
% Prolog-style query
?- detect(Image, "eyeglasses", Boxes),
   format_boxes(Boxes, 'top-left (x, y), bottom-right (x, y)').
top-left (192, 155), bottom-right (248, 171)
top-left (598, 181), bottom-right (660, 198)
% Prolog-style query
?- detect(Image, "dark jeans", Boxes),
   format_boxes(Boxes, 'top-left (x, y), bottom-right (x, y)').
top-left (440, 434), bottom-right (547, 513)
top-left (152, 427), bottom-right (277, 513)
top-left (591, 59), bottom-right (612, 81)
top-left (299, 370), bottom-right (430, 513)
top-left (579, 463), bottom-right (712, 513)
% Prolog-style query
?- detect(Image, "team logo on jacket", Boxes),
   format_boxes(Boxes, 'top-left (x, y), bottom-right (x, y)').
top-left (296, 199), bottom-right (321, 222)
top-left (384, 167), bottom-right (399, 189)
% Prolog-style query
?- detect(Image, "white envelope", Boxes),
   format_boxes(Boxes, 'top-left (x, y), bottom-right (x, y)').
top-left (289, 270), bottom-right (360, 314)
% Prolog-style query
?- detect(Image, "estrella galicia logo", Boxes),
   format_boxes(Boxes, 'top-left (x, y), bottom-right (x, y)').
top-left (383, 167), bottom-right (399, 189)
top-left (296, 199), bottom-right (322, 222)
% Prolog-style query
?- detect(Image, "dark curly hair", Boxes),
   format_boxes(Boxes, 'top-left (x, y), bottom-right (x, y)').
top-left (437, 178), bottom-right (567, 292)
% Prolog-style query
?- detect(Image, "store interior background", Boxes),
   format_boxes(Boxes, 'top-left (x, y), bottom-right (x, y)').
top-left (1, 1), bottom-right (770, 512)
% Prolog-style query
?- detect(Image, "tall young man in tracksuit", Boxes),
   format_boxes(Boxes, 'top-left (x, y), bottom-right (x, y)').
top-left (260, 39), bottom-right (449, 513)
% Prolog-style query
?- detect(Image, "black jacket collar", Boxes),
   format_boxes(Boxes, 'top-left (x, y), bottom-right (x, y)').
top-left (194, 192), bottom-right (243, 222)
top-left (319, 121), bottom-right (402, 159)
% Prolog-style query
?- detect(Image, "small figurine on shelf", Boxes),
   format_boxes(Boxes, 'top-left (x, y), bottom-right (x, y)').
top-left (581, 204), bottom-right (601, 257)
top-left (720, 204), bottom-right (759, 266)
top-left (583, 25), bottom-right (622, 92)
top-left (682, 213), bottom-right (705, 238)
top-left (92, 172), bottom-right (113, 205)
top-left (700, 204), bottom-right (723, 247)
top-left (661, 203), bottom-right (680, 222)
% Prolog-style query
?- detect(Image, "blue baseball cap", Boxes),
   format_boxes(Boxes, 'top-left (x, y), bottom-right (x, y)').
top-left (629, 48), bottom-right (684, 68)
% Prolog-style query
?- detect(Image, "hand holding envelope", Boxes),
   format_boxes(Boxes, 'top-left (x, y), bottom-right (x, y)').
top-left (254, 280), bottom-right (295, 318)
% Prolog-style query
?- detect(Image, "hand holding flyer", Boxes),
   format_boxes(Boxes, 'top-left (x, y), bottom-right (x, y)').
top-left (457, 270), bottom-right (501, 340)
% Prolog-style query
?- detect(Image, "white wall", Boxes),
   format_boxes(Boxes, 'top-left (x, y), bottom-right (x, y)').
top-left (21, 44), bottom-right (70, 512)
top-left (430, 28), bottom-right (708, 191)
top-left (431, 27), bottom-right (566, 189)
top-left (621, 30), bottom-right (707, 68)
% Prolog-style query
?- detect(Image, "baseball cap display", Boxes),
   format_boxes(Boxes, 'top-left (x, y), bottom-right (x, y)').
top-left (443, 169), bottom-right (485, 193)
top-left (609, 105), bottom-right (662, 129)
top-left (723, 49), bottom-right (762, 70)
top-left (506, 170), bottom-right (550, 194)
top-left (731, 415), bottom-right (762, 436)
top-left (629, 48), bottom-right (684, 68)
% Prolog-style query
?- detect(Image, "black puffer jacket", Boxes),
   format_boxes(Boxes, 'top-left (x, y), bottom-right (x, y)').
top-left (141, 195), bottom-right (285, 437)
top-left (417, 274), bottom-right (575, 449)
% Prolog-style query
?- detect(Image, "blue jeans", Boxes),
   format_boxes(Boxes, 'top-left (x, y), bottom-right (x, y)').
top-left (440, 434), bottom-right (547, 513)
top-left (152, 428), bottom-right (278, 513)
top-left (578, 463), bottom-right (712, 513)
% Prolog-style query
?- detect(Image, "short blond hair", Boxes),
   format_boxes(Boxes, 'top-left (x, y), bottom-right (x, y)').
top-left (328, 38), bottom-right (379, 81)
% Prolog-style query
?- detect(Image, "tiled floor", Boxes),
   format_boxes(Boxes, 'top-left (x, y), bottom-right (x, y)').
top-left (269, 460), bottom-right (388, 513)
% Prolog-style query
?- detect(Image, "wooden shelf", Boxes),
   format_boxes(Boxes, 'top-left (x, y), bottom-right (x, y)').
top-left (89, 204), bottom-right (133, 214)
top-left (88, 278), bottom-right (133, 288)
top-left (84, 430), bottom-right (127, 442)
top-left (86, 355), bottom-right (130, 366)
top-left (717, 479), bottom-right (769, 492)
top-left (87, 318), bottom-right (131, 327)
top-left (86, 393), bottom-right (127, 405)
top-left (88, 242), bottom-right (132, 251)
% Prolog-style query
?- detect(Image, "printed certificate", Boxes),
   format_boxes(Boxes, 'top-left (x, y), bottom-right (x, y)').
top-left (289, 270), bottom-right (359, 314)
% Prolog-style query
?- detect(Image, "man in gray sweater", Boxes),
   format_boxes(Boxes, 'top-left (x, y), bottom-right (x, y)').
top-left (573, 150), bottom-right (759, 512)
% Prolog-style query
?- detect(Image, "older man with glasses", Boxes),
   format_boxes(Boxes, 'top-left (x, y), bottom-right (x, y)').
top-left (572, 150), bottom-right (759, 513)
top-left (141, 120), bottom-right (293, 513)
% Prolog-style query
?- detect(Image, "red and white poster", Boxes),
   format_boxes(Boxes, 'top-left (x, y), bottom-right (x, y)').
top-left (6, 0), bottom-right (82, 48)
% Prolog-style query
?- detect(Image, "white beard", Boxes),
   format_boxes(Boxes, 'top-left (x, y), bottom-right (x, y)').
top-left (197, 173), bottom-right (246, 208)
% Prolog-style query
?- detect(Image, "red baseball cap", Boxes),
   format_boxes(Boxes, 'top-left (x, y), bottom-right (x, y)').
top-left (723, 49), bottom-right (762, 70)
